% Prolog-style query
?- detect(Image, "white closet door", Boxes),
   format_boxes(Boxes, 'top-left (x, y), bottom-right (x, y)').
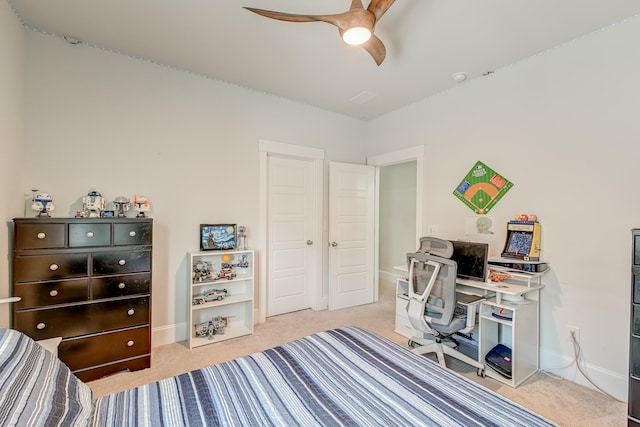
top-left (328, 161), bottom-right (375, 310)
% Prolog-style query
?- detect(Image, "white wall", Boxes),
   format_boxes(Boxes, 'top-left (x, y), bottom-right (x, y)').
top-left (368, 16), bottom-right (640, 400)
top-left (0, 1), bottom-right (26, 327)
top-left (22, 32), bottom-right (367, 344)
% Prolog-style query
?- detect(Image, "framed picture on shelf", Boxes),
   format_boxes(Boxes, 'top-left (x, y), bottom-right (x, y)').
top-left (200, 224), bottom-right (237, 251)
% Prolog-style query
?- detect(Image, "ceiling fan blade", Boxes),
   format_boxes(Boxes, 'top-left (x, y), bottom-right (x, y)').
top-left (243, 7), bottom-right (350, 28)
top-left (349, 0), bottom-right (366, 11)
top-left (361, 34), bottom-right (386, 65)
top-left (367, 0), bottom-right (396, 22)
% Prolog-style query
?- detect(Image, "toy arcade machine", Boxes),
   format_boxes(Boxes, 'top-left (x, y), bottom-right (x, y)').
top-left (501, 215), bottom-right (541, 261)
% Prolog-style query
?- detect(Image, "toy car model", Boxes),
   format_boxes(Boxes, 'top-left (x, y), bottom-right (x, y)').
top-left (219, 264), bottom-right (237, 280)
top-left (192, 289), bottom-right (229, 305)
top-left (194, 316), bottom-right (229, 339)
top-left (204, 288), bottom-right (228, 301)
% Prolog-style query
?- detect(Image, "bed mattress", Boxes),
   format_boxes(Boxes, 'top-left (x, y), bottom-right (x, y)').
top-left (92, 327), bottom-right (556, 426)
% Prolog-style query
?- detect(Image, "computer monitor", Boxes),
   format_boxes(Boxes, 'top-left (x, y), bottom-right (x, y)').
top-left (450, 240), bottom-right (489, 282)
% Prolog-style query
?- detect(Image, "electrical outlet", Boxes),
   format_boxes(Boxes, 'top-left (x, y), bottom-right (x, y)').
top-left (427, 224), bottom-right (438, 235)
top-left (567, 325), bottom-right (580, 343)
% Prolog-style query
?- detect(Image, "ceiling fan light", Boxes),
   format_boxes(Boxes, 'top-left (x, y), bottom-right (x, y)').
top-left (342, 27), bottom-right (371, 45)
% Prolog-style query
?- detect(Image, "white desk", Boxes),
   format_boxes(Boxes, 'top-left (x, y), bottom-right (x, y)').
top-left (395, 266), bottom-right (548, 388)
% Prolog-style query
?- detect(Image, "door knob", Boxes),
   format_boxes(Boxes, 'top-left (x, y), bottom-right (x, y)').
top-left (331, 241), bottom-right (338, 247)
top-left (307, 240), bottom-right (313, 245)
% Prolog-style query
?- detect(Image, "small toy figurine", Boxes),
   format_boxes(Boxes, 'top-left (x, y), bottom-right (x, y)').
top-left (235, 254), bottom-right (249, 269)
top-left (83, 190), bottom-right (104, 218)
top-left (31, 190), bottom-right (55, 217)
top-left (113, 196), bottom-right (130, 218)
top-left (237, 226), bottom-right (247, 250)
top-left (134, 194), bottom-right (151, 218)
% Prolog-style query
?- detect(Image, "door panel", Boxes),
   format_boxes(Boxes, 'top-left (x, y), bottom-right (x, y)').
top-left (267, 156), bottom-right (314, 316)
top-left (329, 162), bottom-right (375, 310)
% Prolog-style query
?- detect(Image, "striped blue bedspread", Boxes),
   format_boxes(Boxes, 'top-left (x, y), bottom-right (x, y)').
top-left (93, 327), bottom-right (556, 426)
top-left (0, 328), bottom-right (93, 426)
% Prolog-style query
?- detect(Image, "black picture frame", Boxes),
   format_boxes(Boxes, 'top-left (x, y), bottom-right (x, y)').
top-left (200, 224), bottom-right (237, 251)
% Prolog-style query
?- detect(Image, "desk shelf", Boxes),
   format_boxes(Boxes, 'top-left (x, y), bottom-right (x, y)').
top-left (479, 298), bottom-right (539, 387)
top-left (394, 279), bottom-right (418, 339)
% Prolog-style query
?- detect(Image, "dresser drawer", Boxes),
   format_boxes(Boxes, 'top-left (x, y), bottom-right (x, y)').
top-left (69, 223), bottom-right (111, 247)
top-left (14, 223), bottom-right (66, 250)
top-left (59, 325), bottom-right (150, 371)
top-left (114, 222), bottom-right (152, 246)
top-left (633, 336), bottom-right (640, 377)
top-left (73, 355), bottom-right (151, 382)
top-left (13, 278), bottom-right (89, 309)
top-left (14, 296), bottom-right (150, 340)
top-left (631, 376), bottom-right (640, 420)
top-left (93, 250), bottom-right (151, 275)
top-left (13, 253), bottom-right (88, 283)
top-left (91, 273), bottom-right (151, 299)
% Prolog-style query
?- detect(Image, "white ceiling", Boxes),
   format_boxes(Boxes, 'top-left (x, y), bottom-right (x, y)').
top-left (8, 0), bottom-right (640, 120)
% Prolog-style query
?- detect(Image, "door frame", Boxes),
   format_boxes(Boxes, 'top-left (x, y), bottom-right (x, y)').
top-left (258, 140), bottom-right (324, 323)
top-left (367, 146), bottom-right (424, 300)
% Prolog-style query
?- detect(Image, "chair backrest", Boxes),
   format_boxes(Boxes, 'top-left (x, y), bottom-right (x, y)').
top-left (407, 252), bottom-right (457, 328)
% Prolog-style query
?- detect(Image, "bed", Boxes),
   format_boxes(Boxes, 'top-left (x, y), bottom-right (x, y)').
top-left (0, 326), bottom-right (556, 426)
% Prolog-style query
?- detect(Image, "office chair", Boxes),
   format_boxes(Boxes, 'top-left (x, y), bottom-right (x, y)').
top-left (406, 238), bottom-right (485, 374)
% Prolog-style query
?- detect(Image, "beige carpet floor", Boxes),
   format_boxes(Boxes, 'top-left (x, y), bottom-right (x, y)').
top-left (88, 285), bottom-right (626, 426)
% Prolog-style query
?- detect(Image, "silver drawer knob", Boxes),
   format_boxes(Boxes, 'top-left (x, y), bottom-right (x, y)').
top-left (127, 309), bottom-right (135, 316)
top-left (127, 340), bottom-right (135, 347)
top-left (129, 231), bottom-right (136, 237)
top-left (118, 282), bottom-right (126, 289)
top-left (86, 231), bottom-right (94, 238)
top-left (49, 289), bottom-right (58, 297)
top-left (36, 322), bottom-right (46, 330)
top-left (118, 259), bottom-right (126, 266)
top-left (49, 264), bottom-right (59, 271)
top-left (37, 232), bottom-right (46, 240)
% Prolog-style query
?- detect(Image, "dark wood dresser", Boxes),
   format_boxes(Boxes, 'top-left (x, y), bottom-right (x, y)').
top-left (11, 217), bottom-right (152, 382)
top-left (631, 229), bottom-right (640, 425)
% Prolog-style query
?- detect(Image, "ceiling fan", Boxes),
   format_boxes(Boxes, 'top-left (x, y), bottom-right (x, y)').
top-left (244, 0), bottom-right (396, 66)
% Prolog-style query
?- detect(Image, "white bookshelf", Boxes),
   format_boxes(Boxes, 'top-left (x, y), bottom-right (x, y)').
top-left (187, 250), bottom-right (254, 349)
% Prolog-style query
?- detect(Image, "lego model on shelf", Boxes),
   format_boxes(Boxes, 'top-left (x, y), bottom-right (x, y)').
top-left (187, 249), bottom-right (255, 349)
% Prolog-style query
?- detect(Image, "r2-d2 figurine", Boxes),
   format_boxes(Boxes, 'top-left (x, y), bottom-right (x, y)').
top-left (83, 190), bottom-right (104, 218)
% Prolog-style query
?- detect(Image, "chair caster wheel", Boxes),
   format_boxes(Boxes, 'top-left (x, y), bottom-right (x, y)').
top-left (408, 340), bottom-right (418, 348)
top-left (477, 368), bottom-right (485, 378)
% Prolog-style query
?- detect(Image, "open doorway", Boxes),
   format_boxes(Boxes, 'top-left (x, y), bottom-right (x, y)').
top-left (378, 161), bottom-right (417, 294)
top-left (368, 146), bottom-right (424, 300)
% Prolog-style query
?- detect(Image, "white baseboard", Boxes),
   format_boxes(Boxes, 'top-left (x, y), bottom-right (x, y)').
top-left (379, 269), bottom-right (402, 289)
top-left (540, 348), bottom-right (627, 402)
top-left (152, 322), bottom-right (187, 347)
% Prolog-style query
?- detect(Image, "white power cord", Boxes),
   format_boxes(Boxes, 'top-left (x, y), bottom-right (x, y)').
top-left (542, 330), bottom-right (623, 403)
